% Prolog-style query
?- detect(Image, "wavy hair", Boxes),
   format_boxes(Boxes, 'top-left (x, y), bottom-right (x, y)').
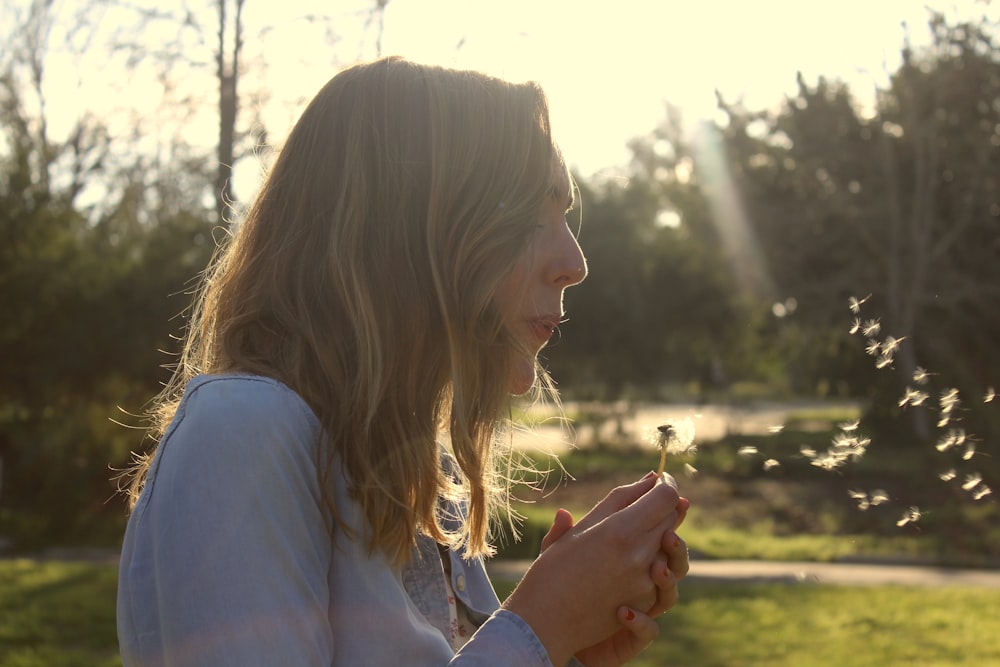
top-left (124, 57), bottom-right (563, 565)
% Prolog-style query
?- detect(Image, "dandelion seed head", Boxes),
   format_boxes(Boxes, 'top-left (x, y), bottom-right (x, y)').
top-left (652, 418), bottom-right (697, 455)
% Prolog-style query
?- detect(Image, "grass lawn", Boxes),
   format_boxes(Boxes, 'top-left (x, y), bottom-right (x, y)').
top-left (4, 560), bottom-right (999, 667)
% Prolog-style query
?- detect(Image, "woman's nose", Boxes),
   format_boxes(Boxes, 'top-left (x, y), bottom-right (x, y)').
top-left (548, 225), bottom-right (588, 288)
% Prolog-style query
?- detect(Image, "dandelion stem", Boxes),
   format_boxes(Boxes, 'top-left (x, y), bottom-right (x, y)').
top-left (657, 446), bottom-right (667, 477)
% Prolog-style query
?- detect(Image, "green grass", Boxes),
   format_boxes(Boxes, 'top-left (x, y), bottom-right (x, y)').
top-left (0, 560), bottom-right (120, 667)
top-left (493, 580), bottom-right (1000, 667)
top-left (5, 560), bottom-right (999, 667)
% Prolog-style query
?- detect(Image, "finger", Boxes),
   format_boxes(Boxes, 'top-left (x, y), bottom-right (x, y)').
top-left (646, 558), bottom-right (680, 616)
top-left (615, 479), bottom-right (682, 533)
top-left (540, 508), bottom-right (575, 552)
top-left (572, 472), bottom-right (659, 533)
top-left (617, 606), bottom-right (660, 646)
top-left (661, 531), bottom-right (690, 579)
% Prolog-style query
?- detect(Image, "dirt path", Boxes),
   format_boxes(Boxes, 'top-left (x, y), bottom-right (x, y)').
top-left (487, 558), bottom-right (1000, 588)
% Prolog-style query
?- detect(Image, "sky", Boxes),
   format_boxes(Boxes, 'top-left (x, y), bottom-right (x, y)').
top-left (17, 0), bottom-right (1000, 198)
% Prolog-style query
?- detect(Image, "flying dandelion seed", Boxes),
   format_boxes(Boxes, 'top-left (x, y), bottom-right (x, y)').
top-left (881, 336), bottom-right (906, 355)
top-left (940, 388), bottom-right (961, 414)
top-left (865, 340), bottom-right (881, 356)
top-left (870, 490), bottom-right (890, 505)
top-left (839, 419), bottom-right (860, 432)
top-left (913, 367), bottom-right (931, 385)
top-left (939, 468), bottom-right (957, 481)
top-left (849, 318), bottom-right (861, 335)
top-left (849, 294), bottom-right (871, 314)
top-left (737, 445), bottom-right (759, 457)
top-left (899, 387), bottom-right (930, 408)
top-left (800, 446), bottom-right (817, 458)
top-left (763, 458), bottom-right (781, 471)
top-left (896, 506), bottom-right (921, 527)
top-left (962, 444), bottom-right (976, 461)
top-left (962, 473), bottom-right (983, 491)
top-left (683, 462), bottom-right (698, 478)
top-left (985, 387), bottom-right (996, 403)
top-left (875, 354), bottom-right (894, 369)
top-left (849, 489), bottom-right (871, 510)
top-left (972, 486), bottom-right (992, 500)
top-left (862, 319), bottom-right (881, 337)
top-left (767, 424), bottom-right (785, 434)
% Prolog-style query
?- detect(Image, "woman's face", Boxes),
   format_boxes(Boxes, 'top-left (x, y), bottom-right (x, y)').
top-left (494, 165), bottom-right (588, 395)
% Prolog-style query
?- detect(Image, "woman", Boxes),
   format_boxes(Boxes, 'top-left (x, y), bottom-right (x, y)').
top-left (117, 57), bottom-right (689, 667)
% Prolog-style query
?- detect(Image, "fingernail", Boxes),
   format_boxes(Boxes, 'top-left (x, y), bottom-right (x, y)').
top-left (642, 471), bottom-right (657, 480)
top-left (624, 608), bottom-right (635, 621)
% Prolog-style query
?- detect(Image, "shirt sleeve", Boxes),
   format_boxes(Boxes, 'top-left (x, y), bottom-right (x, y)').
top-left (118, 377), bottom-right (336, 666)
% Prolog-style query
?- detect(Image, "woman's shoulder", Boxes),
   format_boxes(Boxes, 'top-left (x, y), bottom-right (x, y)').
top-left (181, 373), bottom-right (317, 423)
top-left (165, 373), bottom-right (322, 454)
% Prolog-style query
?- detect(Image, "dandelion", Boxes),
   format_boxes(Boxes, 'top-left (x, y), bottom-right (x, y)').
top-left (962, 473), bottom-right (983, 491)
top-left (849, 318), bottom-right (861, 335)
top-left (763, 458), bottom-right (781, 471)
top-left (972, 486), bottom-right (992, 500)
top-left (939, 468), bottom-right (957, 482)
top-left (985, 387), bottom-right (996, 403)
top-left (862, 319), bottom-right (881, 337)
top-left (896, 506), bottom-right (921, 527)
top-left (849, 294), bottom-right (871, 314)
top-left (652, 419), bottom-right (697, 476)
top-left (865, 339), bottom-right (881, 356)
top-left (912, 367), bottom-right (931, 385)
top-left (738, 445), bottom-right (759, 457)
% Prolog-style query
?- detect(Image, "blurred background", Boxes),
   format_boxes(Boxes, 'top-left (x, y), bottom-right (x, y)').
top-left (1, 0), bottom-right (998, 564)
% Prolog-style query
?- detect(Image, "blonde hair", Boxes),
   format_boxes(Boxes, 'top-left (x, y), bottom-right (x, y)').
top-left (124, 57), bottom-right (564, 565)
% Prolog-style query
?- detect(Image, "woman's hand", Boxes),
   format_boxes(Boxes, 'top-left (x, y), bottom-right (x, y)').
top-left (538, 476), bottom-right (690, 667)
top-left (503, 473), bottom-right (687, 666)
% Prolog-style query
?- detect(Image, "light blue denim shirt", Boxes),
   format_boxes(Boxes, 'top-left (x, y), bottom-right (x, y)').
top-left (117, 374), bottom-right (554, 666)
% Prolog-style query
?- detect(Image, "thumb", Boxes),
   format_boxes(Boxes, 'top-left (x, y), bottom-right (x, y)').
top-left (540, 508), bottom-right (575, 552)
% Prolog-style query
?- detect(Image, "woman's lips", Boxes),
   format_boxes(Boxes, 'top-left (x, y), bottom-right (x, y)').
top-left (528, 317), bottom-right (559, 344)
